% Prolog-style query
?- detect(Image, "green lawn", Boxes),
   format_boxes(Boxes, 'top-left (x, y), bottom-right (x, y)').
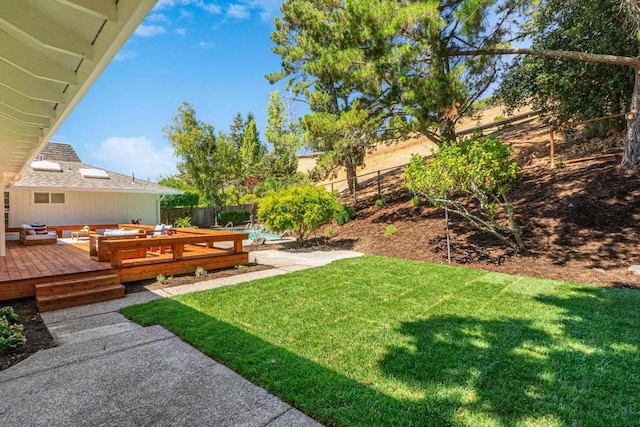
top-left (121, 255), bottom-right (640, 426)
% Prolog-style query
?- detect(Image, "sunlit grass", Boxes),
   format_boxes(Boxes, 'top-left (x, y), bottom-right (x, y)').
top-left (122, 255), bottom-right (640, 426)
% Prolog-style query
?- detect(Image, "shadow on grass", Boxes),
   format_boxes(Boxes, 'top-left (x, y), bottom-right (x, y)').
top-left (380, 286), bottom-right (640, 425)
top-left (122, 284), bottom-right (640, 426)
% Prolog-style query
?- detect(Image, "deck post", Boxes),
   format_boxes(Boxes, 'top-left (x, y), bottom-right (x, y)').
top-left (0, 204), bottom-right (5, 257)
top-left (234, 238), bottom-right (243, 253)
top-left (172, 244), bottom-right (184, 260)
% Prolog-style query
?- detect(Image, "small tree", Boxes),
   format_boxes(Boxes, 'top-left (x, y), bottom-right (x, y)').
top-left (405, 135), bottom-right (524, 251)
top-left (258, 183), bottom-right (339, 242)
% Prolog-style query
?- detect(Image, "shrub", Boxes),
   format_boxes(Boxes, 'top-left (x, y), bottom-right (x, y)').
top-left (174, 216), bottom-right (192, 228)
top-left (218, 210), bottom-right (251, 226)
top-left (334, 205), bottom-right (356, 226)
top-left (410, 195), bottom-right (421, 206)
top-left (0, 306), bottom-right (26, 352)
top-left (258, 183), bottom-right (339, 242)
top-left (324, 226), bottom-right (334, 237)
top-left (195, 267), bottom-right (208, 277)
top-left (375, 198), bottom-right (385, 207)
top-left (405, 135), bottom-right (524, 250)
top-left (156, 274), bottom-right (172, 284)
top-left (384, 224), bottom-right (398, 236)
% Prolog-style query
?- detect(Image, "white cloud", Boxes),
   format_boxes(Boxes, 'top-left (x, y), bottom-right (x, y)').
top-left (197, 2), bottom-right (222, 14)
top-left (198, 41), bottom-right (214, 48)
top-left (227, 4), bottom-right (249, 19)
top-left (174, 28), bottom-right (187, 36)
top-left (147, 13), bottom-right (171, 23)
top-left (114, 50), bottom-right (137, 61)
top-left (89, 137), bottom-right (178, 182)
top-left (134, 24), bottom-right (167, 37)
top-left (154, 0), bottom-right (221, 14)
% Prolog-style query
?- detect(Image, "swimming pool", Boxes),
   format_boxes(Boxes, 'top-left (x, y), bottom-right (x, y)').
top-left (218, 228), bottom-right (284, 241)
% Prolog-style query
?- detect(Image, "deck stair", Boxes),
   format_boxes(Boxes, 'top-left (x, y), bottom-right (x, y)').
top-left (35, 274), bottom-right (124, 312)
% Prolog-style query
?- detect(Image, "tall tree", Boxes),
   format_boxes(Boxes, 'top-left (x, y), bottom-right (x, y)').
top-left (455, 1), bottom-right (640, 166)
top-left (238, 113), bottom-right (265, 180)
top-left (269, 0), bottom-right (529, 191)
top-left (497, 0), bottom-right (637, 130)
top-left (264, 90), bottom-right (301, 180)
top-left (163, 101), bottom-right (224, 208)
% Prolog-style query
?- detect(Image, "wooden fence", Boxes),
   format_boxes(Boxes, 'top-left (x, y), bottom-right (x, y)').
top-left (161, 204), bottom-right (253, 228)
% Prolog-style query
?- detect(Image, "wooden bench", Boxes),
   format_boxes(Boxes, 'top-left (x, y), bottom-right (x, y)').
top-left (89, 232), bottom-right (149, 262)
top-left (101, 232), bottom-right (248, 267)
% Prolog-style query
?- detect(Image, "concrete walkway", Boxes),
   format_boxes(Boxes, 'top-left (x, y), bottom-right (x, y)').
top-left (0, 248), bottom-right (363, 426)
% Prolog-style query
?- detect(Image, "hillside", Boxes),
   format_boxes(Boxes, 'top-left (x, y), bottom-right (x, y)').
top-left (296, 109), bottom-right (639, 288)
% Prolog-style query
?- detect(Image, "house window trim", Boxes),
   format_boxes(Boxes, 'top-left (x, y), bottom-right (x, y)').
top-left (32, 191), bottom-right (66, 205)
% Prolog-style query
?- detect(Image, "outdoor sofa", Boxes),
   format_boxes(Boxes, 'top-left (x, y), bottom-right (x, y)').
top-left (20, 224), bottom-right (57, 245)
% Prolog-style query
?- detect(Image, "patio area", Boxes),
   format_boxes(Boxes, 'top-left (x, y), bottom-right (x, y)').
top-left (1, 227), bottom-right (249, 310)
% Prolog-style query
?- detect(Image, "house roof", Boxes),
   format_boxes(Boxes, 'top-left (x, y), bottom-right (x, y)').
top-left (0, 1), bottom-right (158, 184)
top-left (13, 142), bottom-right (182, 195)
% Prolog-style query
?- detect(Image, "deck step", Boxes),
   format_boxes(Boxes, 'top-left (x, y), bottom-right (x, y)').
top-left (37, 284), bottom-right (125, 312)
top-left (35, 274), bottom-right (120, 297)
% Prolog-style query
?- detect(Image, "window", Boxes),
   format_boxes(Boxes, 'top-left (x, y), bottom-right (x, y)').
top-left (34, 192), bottom-right (65, 204)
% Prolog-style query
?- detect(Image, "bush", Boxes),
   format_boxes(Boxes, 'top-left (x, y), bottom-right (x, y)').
top-left (258, 183), bottom-right (339, 242)
top-left (405, 135), bottom-right (524, 250)
top-left (375, 198), bottom-right (385, 207)
top-left (384, 224), bottom-right (398, 236)
top-left (0, 306), bottom-right (26, 352)
top-left (218, 210), bottom-right (251, 226)
top-left (410, 195), bottom-right (421, 206)
top-left (334, 205), bottom-right (356, 226)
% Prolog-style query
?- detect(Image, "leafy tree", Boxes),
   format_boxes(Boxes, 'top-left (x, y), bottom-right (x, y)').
top-left (264, 90), bottom-right (301, 180)
top-left (164, 101), bottom-right (225, 208)
top-left (455, 2), bottom-right (640, 166)
top-left (258, 183), bottom-right (339, 242)
top-left (497, 0), bottom-right (636, 131)
top-left (238, 113), bottom-right (265, 180)
top-left (405, 135), bottom-right (523, 250)
top-left (157, 175), bottom-right (201, 209)
top-left (268, 0), bottom-right (528, 191)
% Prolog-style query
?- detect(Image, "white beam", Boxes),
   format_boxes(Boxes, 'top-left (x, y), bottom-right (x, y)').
top-left (0, 32), bottom-right (77, 84)
top-left (0, 61), bottom-right (65, 103)
top-left (0, 104), bottom-right (51, 128)
top-left (0, 127), bottom-right (39, 145)
top-left (0, 118), bottom-right (43, 138)
top-left (0, 2), bottom-right (94, 60)
top-left (0, 87), bottom-right (56, 119)
top-left (56, 0), bottom-right (118, 22)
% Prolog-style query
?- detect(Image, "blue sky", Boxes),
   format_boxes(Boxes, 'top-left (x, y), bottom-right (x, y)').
top-left (53, 0), bottom-right (291, 182)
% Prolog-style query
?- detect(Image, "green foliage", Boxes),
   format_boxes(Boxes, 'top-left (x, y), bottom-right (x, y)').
top-left (410, 195), bottom-right (422, 206)
top-left (258, 183), bottom-right (339, 242)
top-left (264, 90), bottom-right (301, 181)
top-left (174, 217), bottom-right (192, 228)
top-left (157, 175), bottom-right (201, 209)
top-left (498, 0), bottom-right (637, 128)
top-left (195, 267), bottom-right (208, 277)
top-left (405, 135), bottom-right (524, 250)
top-left (218, 210), bottom-right (251, 226)
top-left (324, 226), bottom-right (333, 237)
top-left (374, 198), bottom-right (385, 207)
top-left (0, 306), bottom-right (26, 351)
top-left (156, 274), bottom-right (172, 284)
top-left (384, 224), bottom-right (397, 236)
top-left (238, 113), bottom-right (266, 181)
top-left (164, 102), bottom-right (229, 208)
top-left (334, 205), bottom-right (356, 226)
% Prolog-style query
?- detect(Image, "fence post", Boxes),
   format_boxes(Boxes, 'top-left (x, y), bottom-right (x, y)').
top-left (549, 126), bottom-right (555, 169)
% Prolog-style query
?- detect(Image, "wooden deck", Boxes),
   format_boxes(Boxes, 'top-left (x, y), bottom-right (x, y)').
top-left (0, 235), bottom-right (249, 303)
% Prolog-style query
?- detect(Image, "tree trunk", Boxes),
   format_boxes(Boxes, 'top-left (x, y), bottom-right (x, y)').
top-left (441, 117), bottom-right (456, 142)
top-left (623, 69), bottom-right (640, 166)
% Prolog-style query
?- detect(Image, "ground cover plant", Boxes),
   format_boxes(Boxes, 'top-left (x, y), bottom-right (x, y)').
top-left (121, 255), bottom-right (640, 426)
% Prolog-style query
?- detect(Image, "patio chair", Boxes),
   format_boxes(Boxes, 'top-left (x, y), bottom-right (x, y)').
top-left (150, 224), bottom-right (173, 254)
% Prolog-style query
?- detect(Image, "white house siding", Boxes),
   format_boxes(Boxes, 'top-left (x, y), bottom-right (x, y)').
top-left (9, 190), bottom-right (160, 227)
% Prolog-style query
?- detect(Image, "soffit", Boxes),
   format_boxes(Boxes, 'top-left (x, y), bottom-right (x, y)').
top-left (0, 0), bottom-right (157, 184)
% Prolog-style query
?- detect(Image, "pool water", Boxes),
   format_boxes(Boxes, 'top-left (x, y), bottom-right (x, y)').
top-left (223, 228), bottom-right (283, 241)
